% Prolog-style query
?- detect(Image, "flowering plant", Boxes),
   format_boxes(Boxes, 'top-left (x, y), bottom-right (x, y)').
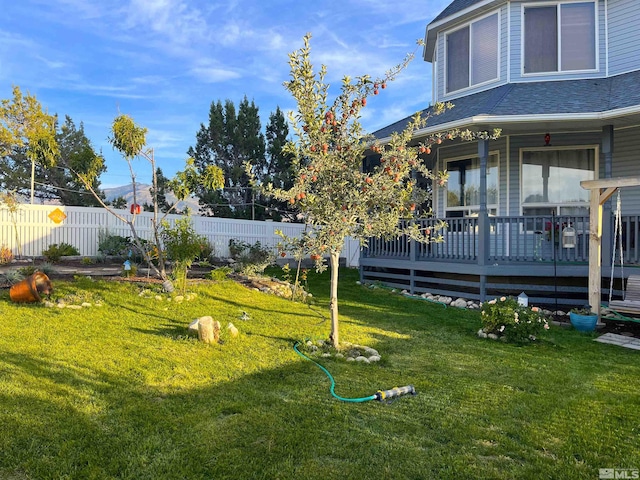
top-left (481, 296), bottom-right (550, 343)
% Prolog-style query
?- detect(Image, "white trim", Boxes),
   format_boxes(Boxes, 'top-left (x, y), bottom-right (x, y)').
top-left (520, 1), bottom-right (599, 77)
top-left (428, 0), bottom-right (500, 31)
top-left (374, 104), bottom-right (640, 144)
top-left (444, 10), bottom-right (501, 95)
top-left (604, 0), bottom-right (609, 77)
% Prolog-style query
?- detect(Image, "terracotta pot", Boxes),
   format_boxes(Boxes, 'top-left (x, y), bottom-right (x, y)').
top-left (9, 272), bottom-right (53, 303)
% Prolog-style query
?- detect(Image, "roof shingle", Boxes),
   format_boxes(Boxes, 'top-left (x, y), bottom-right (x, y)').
top-left (372, 71), bottom-right (640, 139)
top-left (431, 0), bottom-right (487, 24)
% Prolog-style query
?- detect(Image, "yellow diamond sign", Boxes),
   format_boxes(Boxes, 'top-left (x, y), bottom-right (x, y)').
top-left (48, 208), bottom-right (67, 224)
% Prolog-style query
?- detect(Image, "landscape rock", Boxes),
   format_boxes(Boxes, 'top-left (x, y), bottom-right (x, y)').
top-left (355, 356), bottom-right (370, 363)
top-left (487, 333), bottom-right (499, 340)
top-left (197, 316), bottom-right (220, 344)
top-left (346, 357), bottom-right (355, 362)
top-left (368, 355), bottom-right (381, 362)
top-left (477, 329), bottom-right (488, 339)
top-left (451, 298), bottom-right (468, 308)
top-left (227, 322), bottom-right (239, 338)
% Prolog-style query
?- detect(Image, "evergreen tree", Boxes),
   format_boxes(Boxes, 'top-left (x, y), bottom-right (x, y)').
top-left (188, 97), bottom-right (266, 218)
top-left (50, 116), bottom-right (106, 206)
top-left (149, 167), bottom-right (173, 213)
top-left (263, 107), bottom-right (295, 220)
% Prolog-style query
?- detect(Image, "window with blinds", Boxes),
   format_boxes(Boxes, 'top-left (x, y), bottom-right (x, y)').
top-left (524, 2), bottom-right (596, 74)
top-left (446, 12), bottom-right (499, 94)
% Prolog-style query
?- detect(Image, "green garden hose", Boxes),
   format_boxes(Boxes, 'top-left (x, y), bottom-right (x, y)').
top-left (293, 342), bottom-right (416, 403)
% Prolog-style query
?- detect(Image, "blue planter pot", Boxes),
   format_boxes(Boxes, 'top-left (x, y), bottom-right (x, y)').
top-left (569, 312), bottom-right (598, 332)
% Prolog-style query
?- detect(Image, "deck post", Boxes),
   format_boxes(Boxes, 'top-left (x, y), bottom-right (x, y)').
top-left (581, 176), bottom-right (640, 322)
top-left (588, 189), bottom-right (603, 320)
top-left (478, 139), bottom-right (490, 301)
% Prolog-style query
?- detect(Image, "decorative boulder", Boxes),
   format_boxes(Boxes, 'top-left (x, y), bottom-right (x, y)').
top-left (227, 322), bottom-right (239, 338)
top-left (189, 316), bottom-right (221, 344)
top-left (451, 298), bottom-right (468, 308)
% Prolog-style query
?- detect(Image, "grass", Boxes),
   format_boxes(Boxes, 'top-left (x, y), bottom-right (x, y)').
top-left (0, 269), bottom-right (639, 479)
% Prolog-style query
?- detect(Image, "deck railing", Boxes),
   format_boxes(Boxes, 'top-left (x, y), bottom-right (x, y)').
top-left (363, 214), bottom-right (640, 265)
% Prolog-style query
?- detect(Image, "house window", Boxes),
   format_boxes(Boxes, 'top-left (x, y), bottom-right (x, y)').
top-left (445, 154), bottom-right (499, 216)
top-left (524, 2), bottom-right (596, 74)
top-left (446, 12), bottom-right (499, 93)
top-left (521, 148), bottom-right (595, 217)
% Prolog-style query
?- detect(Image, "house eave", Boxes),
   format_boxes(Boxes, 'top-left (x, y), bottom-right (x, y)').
top-left (424, 0), bottom-right (505, 61)
top-left (375, 105), bottom-right (640, 144)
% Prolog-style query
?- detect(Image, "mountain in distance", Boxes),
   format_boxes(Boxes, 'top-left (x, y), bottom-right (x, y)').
top-left (102, 183), bottom-right (200, 212)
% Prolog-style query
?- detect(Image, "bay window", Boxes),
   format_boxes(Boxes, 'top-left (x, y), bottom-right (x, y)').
top-left (524, 2), bottom-right (596, 74)
top-left (446, 12), bottom-right (499, 93)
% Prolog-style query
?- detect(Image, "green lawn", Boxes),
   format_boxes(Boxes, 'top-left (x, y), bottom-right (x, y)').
top-left (0, 269), bottom-right (638, 479)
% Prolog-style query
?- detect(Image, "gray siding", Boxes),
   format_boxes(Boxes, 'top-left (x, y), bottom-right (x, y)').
top-left (509, 0), bottom-right (606, 83)
top-left (611, 126), bottom-right (640, 215)
top-left (608, 0), bottom-right (640, 75)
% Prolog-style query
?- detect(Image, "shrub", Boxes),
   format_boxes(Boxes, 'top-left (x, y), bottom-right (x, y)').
top-left (42, 243), bottom-right (80, 263)
top-left (481, 296), bottom-right (550, 343)
top-left (161, 217), bottom-right (207, 293)
top-left (209, 266), bottom-right (232, 281)
top-left (98, 229), bottom-right (132, 256)
top-left (17, 262), bottom-right (55, 277)
top-left (197, 239), bottom-right (215, 262)
top-left (229, 239), bottom-right (274, 276)
top-left (0, 245), bottom-right (13, 265)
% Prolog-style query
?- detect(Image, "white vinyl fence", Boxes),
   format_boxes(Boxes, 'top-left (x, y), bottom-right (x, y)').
top-left (0, 204), bottom-right (360, 267)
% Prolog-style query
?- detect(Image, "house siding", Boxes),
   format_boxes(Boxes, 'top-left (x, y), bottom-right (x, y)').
top-left (611, 126), bottom-right (640, 215)
top-left (509, 0), bottom-right (606, 83)
top-left (608, 0), bottom-right (640, 76)
top-left (437, 5), bottom-right (508, 102)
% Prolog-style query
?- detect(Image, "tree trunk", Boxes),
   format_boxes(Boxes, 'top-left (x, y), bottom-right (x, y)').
top-left (329, 251), bottom-right (340, 348)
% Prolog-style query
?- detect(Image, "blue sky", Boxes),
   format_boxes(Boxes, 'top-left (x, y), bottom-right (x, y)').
top-left (1, 0), bottom-right (449, 188)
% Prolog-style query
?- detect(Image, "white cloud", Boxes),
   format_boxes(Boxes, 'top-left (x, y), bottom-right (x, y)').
top-left (189, 66), bottom-right (242, 83)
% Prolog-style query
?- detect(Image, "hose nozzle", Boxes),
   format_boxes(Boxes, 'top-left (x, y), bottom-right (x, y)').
top-left (375, 385), bottom-right (416, 401)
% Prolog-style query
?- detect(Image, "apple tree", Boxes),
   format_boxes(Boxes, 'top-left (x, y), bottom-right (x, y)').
top-left (249, 34), bottom-right (500, 348)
